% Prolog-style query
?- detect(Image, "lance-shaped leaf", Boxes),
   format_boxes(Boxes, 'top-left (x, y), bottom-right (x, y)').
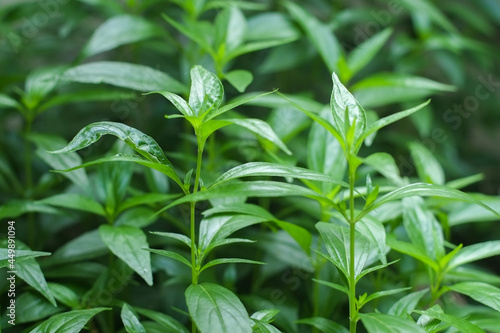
top-left (446, 240), bottom-right (500, 272)
top-left (225, 118), bottom-right (292, 155)
top-left (146, 90), bottom-right (194, 117)
top-left (80, 15), bottom-right (164, 59)
top-left (209, 162), bottom-right (349, 188)
top-left (330, 72), bottom-right (366, 145)
top-left (29, 308), bottom-right (110, 333)
top-left (189, 65), bottom-right (224, 117)
top-left (121, 303), bottom-right (147, 333)
top-left (356, 100), bottom-right (430, 149)
top-left (99, 225), bottom-right (153, 285)
top-left (62, 61), bottom-right (186, 94)
top-left (186, 283), bottom-right (252, 333)
top-left (362, 183), bottom-right (499, 218)
top-left (0, 249), bottom-right (50, 268)
top-left (52, 153), bottom-right (183, 191)
top-left (16, 257), bottom-right (56, 306)
top-left (316, 222), bottom-right (372, 280)
top-left (414, 304), bottom-right (484, 333)
top-left (134, 307), bottom-right (188, 333)
top-left (449, 282), bottom-right (500, 312)
top-left (359, 313), bottom-right (426, 333)
top-left (49, 121), bottom-right (171, 164)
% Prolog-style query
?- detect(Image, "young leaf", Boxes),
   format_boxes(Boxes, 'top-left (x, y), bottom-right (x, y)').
top-left (312, 278), bottom-right (349, 295)
top-left (358, 287), bottom-right (411, 308)
top-left (121, 303), bottom-right (147, 333)
top-left (214, 6), bottom-right (246, 56)
top-left (363, 152), bottom-right (404, 186)
top-left (330, 72), bottom-right (366, 145)
top-left (186, 283), bottom-right (252, 333)
top-left (414, 304), bottom-right (484, 333)
top-left (189, 65), bottom-right (224, 117)
top-left (209, 162), bottom-right (349, 188)
top-left (29, 308), bottom-right (110, 333)
top-left (146, 248), bottom-right (192, 268)
top-left (62, 61), bottom-right (186, 94)
top-left (449, 282), bottom-right (500, 312)
top-left (146, 90), bottom-right (193, 117)
top-left (386, 236), bottom-right (439, 272)
top-left (359, 313), bottom-right (426, 333)
top-left (47, 283), bottom-right (80, 309)
top-left (150, 232), bottom-right (191, 248)
top-left (80, 15), bottom-right (164, 59)
top-left (250, 309), bottom-right (280, 323)
top-left (99, 225), bottom-right (153, 286)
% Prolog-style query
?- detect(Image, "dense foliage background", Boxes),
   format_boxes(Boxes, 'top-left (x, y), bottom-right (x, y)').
top-left (1, 0), bottom-right (500, 332)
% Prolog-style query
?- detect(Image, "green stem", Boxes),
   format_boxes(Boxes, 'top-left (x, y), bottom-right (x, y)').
top-left (348, 161), bottom-right (357, 333)
top-left (24, 115), bottom-right (35, 248)
top-left (190, 139), bottom-right (204, 333)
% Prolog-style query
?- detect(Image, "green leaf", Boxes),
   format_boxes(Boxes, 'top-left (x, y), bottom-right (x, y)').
top-left (250, 309), bottom-right (280, 323)
top-left (414, 304), bottom-right (484, 333)
top-left (38, 89), bottom-right (136, 113)
top-left (201, 258), bottom-right (265, 273)
top-left (399, 0), bottom-right (457, 33)
top-left (316, 222), bottom-right (373, 279)
top-left (30, 134), bottom-right (90, 191)
top-left (80, 15), bottom-right (163, 59)
top-left (363, 183), bottom-right (499, 218)
top-left (49, 122), bottom-right (170, 164)
top-left (285, 1), bottom-right (342, 73)
top-left (121, 303), bottom-right (147, 333)
top-left (146, 90), bottom-right (193, 117)
top-left (15, 292), bottom-right (61, 324)
top-left (357, 100), bottom-right (430, 147)
top-left (0, 93), bottom-right (22, 110)
top-left (364, 152), bottom-right (404, 186)
top-left (0, 200), bottom-right (61, 220)
top-left (346, 27), bottom-right (393, 79)
top-left (164, 181), bottom-right (336, 210)
top-left (24, 66), bottom-right (67, 108)
top-left (16, 258), bottom-right (56, 307)
top-left (297, 317), bottom-right (349, 333)
top-left (199, 214), bottom-right (268, 252)
top-left (359, 313), bottom-right (426, 333)
top-left (146, 249), bottom-right (191, 268)
top-left (118, 193), bottom-right (179, 214)
top-left (134, 307), bottom-right (188, 333)
top-left (402, 197), bottom-right (444, 261)
top-left (312, 278), bottom-right (349, 295)
top-left (150, 231), bottom-right (191, 248)
top-left (205, 90), bottom-right (276, 121)
top-left (62, 61), bottom-right (186, 94)
top-left (409, 142), bottom-right (445, 185)
top-left (330, 72), bottom-right (366, 145)
top-left (47, 283), bottom-right (80, 309)
top-left (356, 216), bottom-right (388, 265)
top-left (210, 162), bottom-right (348, 188)
top-left (386, 236), bottom-right (439, 271)
top-left (43, 230), bottom-right (107, 266)
top-left (189, 65), bottom-right (224, 117)
top-left (214, 6), bottom-right (246, 56)
top-left (352, 73), bottom-right (455, 108)
top-left (225, 69), bottom-right (253, 93)
top-left (449, 282), bottom-right (500, 312)
top-left (40, 193), bottom-right (105, 216)
top-left (0, 249), bottom-right (50, 268)
top-left (53, 153), bottom-right (183, 190)
top-left (99, 225), bottom-right (153, 285)
top-left (388, 288), bottom-right (429, 317)
top-left (29, 308), bottom-right (109, 333)
top-left (226, 118), bottom-right (292, 155)
top-left (251, 321), bottom-right (281, 333)
top-left (246, 12), bottom-right (299, 42)
top-left (186, 282), bottom-right (252, 333)
top-left (359, 287), bottom-right (411, 308)
top-left (446, 241), bottom-right (500, 271)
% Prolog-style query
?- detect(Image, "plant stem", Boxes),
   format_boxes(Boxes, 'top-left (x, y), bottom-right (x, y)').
top-left (24, 115), bottom-right (35, 248)
top-left (190, 139), bottom-right (204, 333)
top-left (348, 161), bottom-right (357, 333)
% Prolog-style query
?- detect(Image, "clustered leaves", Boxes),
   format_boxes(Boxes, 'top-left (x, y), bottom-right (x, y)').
top-left (1, 1), bottom-right (500, 333)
